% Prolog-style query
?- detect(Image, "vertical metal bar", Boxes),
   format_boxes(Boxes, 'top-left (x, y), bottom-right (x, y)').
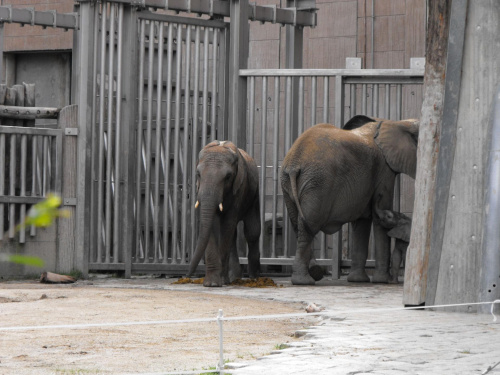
top-left (181, 25), bottom-right (192, 264)
top-left (42, 136), bottom-right (48, 195)
top-left (259, 76), bottom-right (267, 256)
top-left (298, 76), bottom-right (304, 135)
top-left (332, 74), bottom-right (345, 278)
top-left (190, 25), bottom-right (201, 261)
top-left (113, 3), bottom-right (124, 264)
top-left (30, 135), bottom-right (37, 237)
top-left (153, 21), bottom-right (165, 263)
top-left (210, 28), bottom-right (218, 141)
top-left (385, 84), bottom-right (390, 119)
top-left (248, 76), bottom-right (255, 156)
top-left (323, 76), bottom-right (329, 123)
top-left (395, 84), bottom-right (403, 212)
top-left (89, 3), bottom-right (101, 262)
top-left (8, 134), bottom-right (16, 238)
top-left (19, 134), bottom-right (27, 243)
top-left (271, 77), bottom-right (279, 258)
top-left (135, 19), bottom-right (146, 261)
top-left (283, 75), bottom-right (292, 257)
top-left (396, 84), bottom-right (402, 120)
top-left (172, 23), bottom-right (183, 262)
top-left (142, 20), bottom-right (155, 263)
top-left (97, 2), bottom-right (108, 261)
top-left (350, 83), bottom-right (356, 119)
top-left (311, 76), bottom-right (317, 126)
top-left (105, 4), bottom-right (116, 264)
top-left (373, 83), bottom-right (379, 117)
top-left (162, 22), bottom-right (174, 263)
top-left (361, 83), bottom-right (367, 115)
top-left (0, 134), bottom-right (4, 240)
top-left (201, 27), bottom-right (209, 145)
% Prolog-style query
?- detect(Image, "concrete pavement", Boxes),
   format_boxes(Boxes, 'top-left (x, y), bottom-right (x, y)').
top-left (91, 276), bottom-right (500, 374)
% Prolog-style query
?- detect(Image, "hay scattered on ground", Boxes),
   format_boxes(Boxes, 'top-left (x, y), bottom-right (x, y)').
top-left (173, 277), bottom-right (282, 288)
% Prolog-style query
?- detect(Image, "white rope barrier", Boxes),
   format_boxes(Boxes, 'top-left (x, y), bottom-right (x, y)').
top-left (2, 300), bottom-right (498, 375)
top-left (0, 300), bottom-right (498, 332)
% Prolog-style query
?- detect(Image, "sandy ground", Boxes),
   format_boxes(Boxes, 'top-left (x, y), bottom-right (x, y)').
top-left (0, 278), bottom-right (315, 375)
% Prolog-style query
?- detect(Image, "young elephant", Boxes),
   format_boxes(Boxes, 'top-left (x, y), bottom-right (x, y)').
top-left (374, 208), bottom-right (412, 284)
top-left (187, 141), bottom-right (261, 287)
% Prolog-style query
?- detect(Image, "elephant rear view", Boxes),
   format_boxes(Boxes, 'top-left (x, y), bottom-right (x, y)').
top-left (188, 140), bottom-right (261, 287)
top-left (281, 115), bottom-right (419, 285)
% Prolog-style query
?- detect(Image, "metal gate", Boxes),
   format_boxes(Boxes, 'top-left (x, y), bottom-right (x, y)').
top-left (84, 2), bottom-right (228, 274)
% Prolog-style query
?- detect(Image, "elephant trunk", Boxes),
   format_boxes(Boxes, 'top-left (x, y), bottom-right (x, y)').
top-left (187, 191), bottom-right (221, 276)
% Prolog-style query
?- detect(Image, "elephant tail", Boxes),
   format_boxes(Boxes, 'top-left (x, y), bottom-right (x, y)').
top-left (288, 170), bottom-right (314, 236)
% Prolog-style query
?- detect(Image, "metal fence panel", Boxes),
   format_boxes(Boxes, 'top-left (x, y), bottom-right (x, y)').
top-left (0, 125), bottom-right (62, 242)
top-left (240, 68), bottom-right (424, 277)
top-left (86, 2), bottom-right (228, 273)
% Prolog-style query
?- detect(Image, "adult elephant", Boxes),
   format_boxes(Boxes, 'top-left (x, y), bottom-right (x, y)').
top-left (281, 115), bottom-right (419, 285)
top-left (187, 140), bottom-right (261, 287)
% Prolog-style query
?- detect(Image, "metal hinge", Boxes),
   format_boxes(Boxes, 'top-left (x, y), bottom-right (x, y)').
top-left (65, 128), bottom-right (78, 136)
top-left (63, 198), bottom-right (77, 206)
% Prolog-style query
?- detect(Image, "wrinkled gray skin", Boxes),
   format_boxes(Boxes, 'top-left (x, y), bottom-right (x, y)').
top-left (374, 207), bottom-right (412, 284)
top-left (281, 115), bottom-right (419, 285)
top-left (187, 141), bottom-right (261, 287)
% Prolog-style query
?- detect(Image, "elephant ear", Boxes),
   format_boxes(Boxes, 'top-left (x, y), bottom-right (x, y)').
top-left (374, 120), bottom-right (419, 178)
top-left (343, 115), bottom-right (376, 130)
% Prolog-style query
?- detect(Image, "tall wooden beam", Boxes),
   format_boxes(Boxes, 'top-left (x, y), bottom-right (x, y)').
top-left (228, 0), bottom-right (249, 148)
top-left (425, 0), bottom-right (468, 307)
top-left (403, 0), bottom-right (452, 306)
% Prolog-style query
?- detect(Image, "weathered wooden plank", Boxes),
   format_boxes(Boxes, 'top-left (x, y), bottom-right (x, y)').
top-left (403, 0), bottom-right (451, 306)
top-left (56, 105), bottom-right (78, 274)
top-left (0, 105), bottom-right (60, 120)
top-left (425, 0), bottom-right (468, 308)
top-left (433, 0), bottom-right (500, 312)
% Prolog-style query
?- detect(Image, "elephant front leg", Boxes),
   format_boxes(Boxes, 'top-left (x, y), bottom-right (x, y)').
top-left (372, 221), bottom-right (391, 283)
top-left (203, 234), bottom-right (224, 287)
top-left (347, 218), bottom-right (371, 282)
top-left (227, 232), bottom-right (242, 283)
top-left (389, 240), bottom-right (407, 284)
top-left (244, 203), bottom-right (261, 279)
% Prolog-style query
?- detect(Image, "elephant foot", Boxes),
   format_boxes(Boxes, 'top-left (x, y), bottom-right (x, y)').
top-left (372, 271), bottom-right (390, 284)
top-left (388, 277), bottom-right (399, 284)
top-left (291, 273), bottom-right (316, 285)
top-left (308, 265), bottom-right (324, 282)
top-left (203, 274), bottom-right (223, 287)
top-left (347, 269), bottom-right (370, 283)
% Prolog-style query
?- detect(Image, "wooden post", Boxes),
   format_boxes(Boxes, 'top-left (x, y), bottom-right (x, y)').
top-left (424, 0), bottom-right (468, 307)
top-left (72, 0), bottom-right (96, 277)
top-left (57, 105), bottom-right (78, 273)
top-left (228, 0), bottom-right (249, 148)
top-left (120, 3), bottom-right (139, 278)
top-left (403, 0), bottom-right (452, 306)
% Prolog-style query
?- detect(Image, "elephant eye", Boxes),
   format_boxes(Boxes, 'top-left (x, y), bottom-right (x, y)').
top-left (225, 172), bottom-right (233, 181)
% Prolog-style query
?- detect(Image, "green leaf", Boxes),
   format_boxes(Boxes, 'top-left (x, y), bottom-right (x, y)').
top-left (7, 254), bottom-right (45, 267)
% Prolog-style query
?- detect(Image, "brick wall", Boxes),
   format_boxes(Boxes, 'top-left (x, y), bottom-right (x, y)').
top-left (3, 0), bottom-right (74, 52)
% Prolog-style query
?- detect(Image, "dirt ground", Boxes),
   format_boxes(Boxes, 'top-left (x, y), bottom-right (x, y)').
top-left (0, 278), bottom-right (315, 375)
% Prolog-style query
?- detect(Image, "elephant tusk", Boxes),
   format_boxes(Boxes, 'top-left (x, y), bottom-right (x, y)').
top-left (219, 203), bottom-right (223, 212)
top-left (195, 200), bottom-right (199, 209)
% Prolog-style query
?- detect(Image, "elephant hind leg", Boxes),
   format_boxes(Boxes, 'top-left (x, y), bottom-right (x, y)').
top-left (347, 218), bottom-right (371, 283)
top-left (291, 221), bottom-right (317, 285)
top-left (243, 198), bottom-right (261, 279)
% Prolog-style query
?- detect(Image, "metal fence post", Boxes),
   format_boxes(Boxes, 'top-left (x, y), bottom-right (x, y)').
top-left (72, 0), bottom-right (96, 277)
top-left (119, 3), bottom-right (139, 278)
top-left (228, 0), bottom-right (248, 148)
